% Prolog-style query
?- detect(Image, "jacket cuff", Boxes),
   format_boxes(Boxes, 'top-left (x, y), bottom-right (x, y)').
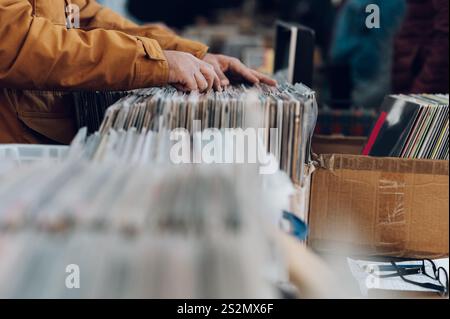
top-left (133, 37), bottom-right (170, 87)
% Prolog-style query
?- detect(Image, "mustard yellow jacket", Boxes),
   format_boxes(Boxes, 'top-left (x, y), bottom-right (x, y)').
top-left (0, 0), bottom-right (208, 144)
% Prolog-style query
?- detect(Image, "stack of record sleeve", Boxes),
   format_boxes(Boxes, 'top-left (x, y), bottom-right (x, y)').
top-left (364, 94), bottom-right (449, 160)
top-left (76, 83), bottom-right (317, 186)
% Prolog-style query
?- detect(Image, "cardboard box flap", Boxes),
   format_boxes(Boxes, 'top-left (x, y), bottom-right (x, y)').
top-left (317, 154), bottom-right (449, 175)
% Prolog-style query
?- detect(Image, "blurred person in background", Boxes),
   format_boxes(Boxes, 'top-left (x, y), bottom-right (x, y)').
top-left (393, 0), bottom-right (449, 94)
top-left (329, 0), bottom-right (448, 109)
top-left (0, 0), bottom-right (275, 144)
top-left (330, 0), bottom-right (406, 109)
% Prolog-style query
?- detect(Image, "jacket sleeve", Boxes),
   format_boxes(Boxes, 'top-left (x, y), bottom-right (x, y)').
top-left (0, 0), bottom-right (169, 91)
top-left (411, 0), bottom-right (449, 93)
top-left (72, 0), bottom-right (209, 59)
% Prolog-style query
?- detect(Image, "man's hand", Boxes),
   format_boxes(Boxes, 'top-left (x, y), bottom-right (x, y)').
top-left (164, 50), bottom-right (221, 92)
top-left (203, 53), bottom-right (277, 87)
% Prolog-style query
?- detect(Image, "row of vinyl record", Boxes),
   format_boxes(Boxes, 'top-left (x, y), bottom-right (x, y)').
top-left (364, 94), bottom-right (449, 160)
top-left (74, 84), bottom-right (318, 185)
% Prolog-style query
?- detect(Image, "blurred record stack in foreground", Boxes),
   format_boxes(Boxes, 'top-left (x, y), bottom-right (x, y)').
top-left (0, 161), bottom-right (290, 299)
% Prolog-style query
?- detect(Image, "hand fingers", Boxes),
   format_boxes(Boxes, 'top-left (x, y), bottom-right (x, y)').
top-left (229, 59), bottom-right (260, 84)
top-left (207, 64), bottom-right (223, 91)
top-left (199, 63), bottom-right (216, 91)
top-left (207, 69), bottom-right (222, 92)
top-left (251, 70), bottom-right (277, 86)
top-left (174, 78), bottom-right (197, 92)
top-left (211, 63), bottom-right (230, 87)
top-left (184, 74), bottom-right (199, 92)
top-left (213, 74), bottom-right (223, 92)
top-left (194, 72), bottom-right (209, 92)
top-left (200, 61), bottom-right (223, 91)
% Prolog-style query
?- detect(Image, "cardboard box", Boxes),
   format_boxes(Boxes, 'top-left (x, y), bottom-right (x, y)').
top-left (308, 154), bottom-right (449, 258)
top-left (312, 135), bottom-right (367, 156)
